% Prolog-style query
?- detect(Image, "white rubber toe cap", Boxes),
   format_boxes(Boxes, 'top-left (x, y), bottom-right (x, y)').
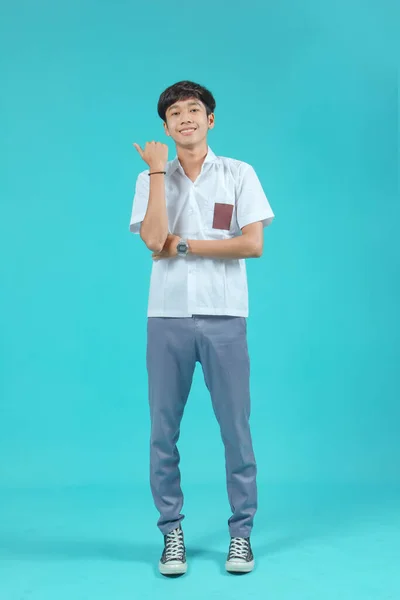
top-left (226, 558), bottom-right (255, 573)
top-left (159, 560), bottom-right (188, 575)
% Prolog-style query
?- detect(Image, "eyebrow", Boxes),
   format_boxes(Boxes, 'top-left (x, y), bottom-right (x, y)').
top-left (167, 101), bottom-right (201, 113)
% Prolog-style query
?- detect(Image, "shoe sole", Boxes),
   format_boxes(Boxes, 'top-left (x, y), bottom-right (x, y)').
top-left (225, 559), bottom-right (255, 573)
top-left (159, 561), bottom-right (188, 576)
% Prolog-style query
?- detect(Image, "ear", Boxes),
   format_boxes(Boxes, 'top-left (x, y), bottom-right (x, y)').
top-left (208, 113), bottom-right (215, 130)
top-left (163, 121), bottom-right (171, 137)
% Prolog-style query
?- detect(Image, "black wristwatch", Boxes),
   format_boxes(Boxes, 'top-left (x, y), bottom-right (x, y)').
top-left (176, 238), bottom-right (190, 257)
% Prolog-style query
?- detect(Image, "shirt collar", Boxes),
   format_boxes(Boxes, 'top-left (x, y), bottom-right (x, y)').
top-left (167, 146), bottom-right (218, 175)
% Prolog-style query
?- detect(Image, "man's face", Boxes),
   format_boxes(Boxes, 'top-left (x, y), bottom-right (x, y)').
top-left (163, 98), bottom-right (215, 147)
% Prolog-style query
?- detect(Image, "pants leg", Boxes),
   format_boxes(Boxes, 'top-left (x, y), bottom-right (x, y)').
top-left (195, 315), bottom-right (257, 538)
top-left (146, 317), bottom-right (196, 535)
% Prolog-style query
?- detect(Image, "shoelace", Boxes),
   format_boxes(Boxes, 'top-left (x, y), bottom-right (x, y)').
top-left (229, 537), bottom-right (249, 560)
top-left (165, 528), bottom-right (185, 561)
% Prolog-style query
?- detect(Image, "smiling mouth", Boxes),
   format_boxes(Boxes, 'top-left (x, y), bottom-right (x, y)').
top-left (179, 128), bottom-right (197, 135)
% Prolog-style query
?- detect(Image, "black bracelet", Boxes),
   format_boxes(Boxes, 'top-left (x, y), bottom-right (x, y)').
top-left (148, 171), bottom-right (166, 176)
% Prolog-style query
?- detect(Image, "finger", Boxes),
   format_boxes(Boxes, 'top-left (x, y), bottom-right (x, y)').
top-left (132, 143), bottom-right (144, 157)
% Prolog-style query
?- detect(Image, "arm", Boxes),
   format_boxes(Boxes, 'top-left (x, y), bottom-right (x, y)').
top-left (152, 222), bottom-right (264, 261)
top-left (140, 172), bottom-right (169, 252)
top-left (188, 222), bottom-right (263, 259)
top-left (132, 142), bottom-right (169, 253)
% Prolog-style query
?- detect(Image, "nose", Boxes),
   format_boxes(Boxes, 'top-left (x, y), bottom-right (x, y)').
top-left (180, 112), bottom-right (194, 124)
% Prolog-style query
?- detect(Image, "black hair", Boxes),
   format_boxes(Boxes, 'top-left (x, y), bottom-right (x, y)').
top-left (157, 80), bottom-right (216, 122)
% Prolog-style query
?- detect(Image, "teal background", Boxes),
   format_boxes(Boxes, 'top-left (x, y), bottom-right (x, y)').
top-left (0, 0), bottom-right (398, 598)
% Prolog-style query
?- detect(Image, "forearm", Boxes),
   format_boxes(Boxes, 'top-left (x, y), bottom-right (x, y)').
top-left (140, 172), bottom-right (169, 252)
top-left (187, 234), bottom-right (261, 259)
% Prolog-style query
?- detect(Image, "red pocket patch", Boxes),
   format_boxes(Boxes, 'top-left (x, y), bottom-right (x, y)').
top-left (212, 203), bottom-right (234, 230)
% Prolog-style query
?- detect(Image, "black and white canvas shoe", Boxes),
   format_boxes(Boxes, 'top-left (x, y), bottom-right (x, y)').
top-left (225, 536), bottom-right (255, 573)
top-left (159, 524), bottom-right (187, 576)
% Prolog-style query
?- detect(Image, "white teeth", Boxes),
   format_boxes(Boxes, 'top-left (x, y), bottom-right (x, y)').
top-left (181, 129), bottom-right (195, 133)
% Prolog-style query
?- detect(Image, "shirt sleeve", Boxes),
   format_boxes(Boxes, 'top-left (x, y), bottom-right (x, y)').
top-left (129, 170), bottom-right (149, 234)
top-left (236, 164), bottom-right (275, 230)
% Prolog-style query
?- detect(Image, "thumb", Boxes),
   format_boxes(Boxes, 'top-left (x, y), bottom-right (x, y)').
top-left (132, 143), bottom-right (144, 157)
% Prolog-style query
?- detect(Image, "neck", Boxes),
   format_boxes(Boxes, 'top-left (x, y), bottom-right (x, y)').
top-left (176, 142), bottom-right (209, 172)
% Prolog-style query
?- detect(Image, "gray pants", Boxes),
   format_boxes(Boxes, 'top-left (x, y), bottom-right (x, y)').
top-left (146, 315), bottom-right (257, 538)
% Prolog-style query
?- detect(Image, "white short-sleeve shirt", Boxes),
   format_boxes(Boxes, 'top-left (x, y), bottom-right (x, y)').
top-left (129, 147), bottom-right (274, 318)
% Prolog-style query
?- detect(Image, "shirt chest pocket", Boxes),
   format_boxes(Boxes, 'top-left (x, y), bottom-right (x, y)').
top-left (202, 199), bottom-right (237, 237)
top-left (212, 202), bottom-right (234, 229)
top-left (198, 175), bottom-right (237, 231)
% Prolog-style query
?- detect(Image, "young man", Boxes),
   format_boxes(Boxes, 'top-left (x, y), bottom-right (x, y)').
top-left (130, 81), bottom-right (275, 576)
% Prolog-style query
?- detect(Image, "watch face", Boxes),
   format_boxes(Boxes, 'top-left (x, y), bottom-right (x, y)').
top-left (177, 242), bottom-right (187, 253)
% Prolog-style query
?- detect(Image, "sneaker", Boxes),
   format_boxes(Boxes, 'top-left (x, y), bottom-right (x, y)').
top-left (159, 524), bottom-right (187, 576)
top-left (225, 536), bottom-right (255, 573)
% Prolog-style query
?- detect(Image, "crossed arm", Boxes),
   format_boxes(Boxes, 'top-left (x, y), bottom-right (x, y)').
top-left (150, 222), bottom-right (264, 261)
